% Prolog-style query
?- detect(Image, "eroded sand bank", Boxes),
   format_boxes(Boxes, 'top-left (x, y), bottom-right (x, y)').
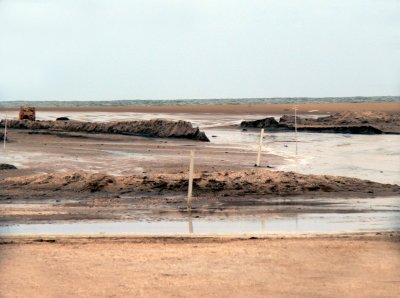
top-left (240, 111), bottom-right (400, 134)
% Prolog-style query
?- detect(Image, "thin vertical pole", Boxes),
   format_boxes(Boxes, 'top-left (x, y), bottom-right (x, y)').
top-left (256, 128), bottom-right (264, 167)
top-left (3, 115), bottom-right (7, 150)
top-left (294, 106), bottom-right (298, 155)
top-left (187, 150), bottom-right (195, 210)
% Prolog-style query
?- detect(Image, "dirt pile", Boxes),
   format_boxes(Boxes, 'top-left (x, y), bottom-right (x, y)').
top-left (318, 111), bottom-right (400, 125)
top-left (241, 117), bottom-right (280, 129)
top-left (240, 111), bottom-right (400, 134)
top-left (2, 169), bottom-right (398, 200)
top-left (283, 111), bottom-right (400, 126)
top-left (0, 164), bottom-right (17, 170)
top-left (0, 119), bottom-right (210, 141)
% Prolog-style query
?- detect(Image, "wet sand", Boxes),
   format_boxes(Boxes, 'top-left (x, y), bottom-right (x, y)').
top-left (1, 105), bottom-right (400, 226)
top-left (1, 128), bottom-right (399, 226)
top-left (0, 234), bottom-right (399, 298)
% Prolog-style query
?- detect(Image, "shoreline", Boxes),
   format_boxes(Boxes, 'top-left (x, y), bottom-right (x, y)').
top-left (1, 231), bottom-right (398, 244)
top-left (0, 232), bottom-right (398, 246)
top-left (1, 102), bottom-right (399, 114)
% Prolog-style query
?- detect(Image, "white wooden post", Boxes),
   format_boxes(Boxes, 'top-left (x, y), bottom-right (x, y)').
top-left (294, 107), bottom-right (298, 138)
top-left (3, 115), bottom-right (7, 150)
top-left (256, 128), bottom-right (264, 167)
top-left (294, 106), bottom-right (298, 155)
top-left (187, 150), bottom-right (195, 210)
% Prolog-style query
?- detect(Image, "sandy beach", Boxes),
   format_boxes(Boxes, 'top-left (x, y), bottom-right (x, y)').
top-left (2, 1), bottom-right (400, 296)
top-left (1, 102), bottom-right (399, 297)
top-left (1, 234), bottom-right (399, 298)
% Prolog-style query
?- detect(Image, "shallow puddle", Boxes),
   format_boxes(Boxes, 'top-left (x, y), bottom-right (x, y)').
top-left (1, 211), bottom-right (398, 236)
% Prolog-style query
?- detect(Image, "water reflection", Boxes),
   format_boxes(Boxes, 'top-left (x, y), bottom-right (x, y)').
top-left (1, 211), bottom-right (398, 236)
top-left (188, 211), bottom-right (193, 234)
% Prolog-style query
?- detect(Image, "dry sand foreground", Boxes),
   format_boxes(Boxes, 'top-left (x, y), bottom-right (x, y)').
top-left (0, 235), bottom-right (399, 298)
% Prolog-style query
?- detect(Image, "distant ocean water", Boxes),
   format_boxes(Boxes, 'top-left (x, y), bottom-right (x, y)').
top-left (0, 96), bottom-right (399, 108)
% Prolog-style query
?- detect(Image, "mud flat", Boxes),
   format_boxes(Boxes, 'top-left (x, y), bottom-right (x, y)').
top-left (0, 116), bottom-right (399, 224)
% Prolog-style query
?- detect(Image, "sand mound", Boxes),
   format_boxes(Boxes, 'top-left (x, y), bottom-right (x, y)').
top-left (298, 111), bottom-right (399, 126)
top-left (240, 117), bottom-right (279, 129)
top-left (0, 164), bottom-right (17, 170)
top-left (0, 119), bottom-right (210, 142)
top-left (2, 169), bottom-right (399, 199)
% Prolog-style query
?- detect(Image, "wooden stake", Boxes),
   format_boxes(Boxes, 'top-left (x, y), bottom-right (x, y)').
top-left (187, 150), bottom-right (195, 210)
top-left (256, 128), bottom-right (264, 167)
top-left (294, 106), bottom-right (298, 155)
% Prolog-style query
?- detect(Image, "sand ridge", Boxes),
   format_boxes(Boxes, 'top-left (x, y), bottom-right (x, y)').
top-left (2, 168), bottom-right (399, 201)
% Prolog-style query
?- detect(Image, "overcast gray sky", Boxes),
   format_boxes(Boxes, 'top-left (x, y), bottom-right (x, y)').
top-left (0, 0), bottom-right (399, 101)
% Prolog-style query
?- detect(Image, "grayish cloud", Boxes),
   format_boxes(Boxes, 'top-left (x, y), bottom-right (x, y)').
top-left (0, 0), bottom-right (399, 100)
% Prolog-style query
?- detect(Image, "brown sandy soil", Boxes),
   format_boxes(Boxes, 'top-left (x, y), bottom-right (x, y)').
top-left (1, 101), bottom-right (399, 115)
top-left (2, 168), bottom-right (399, 201)
top-left (0, 234), bottom-right (399, 297)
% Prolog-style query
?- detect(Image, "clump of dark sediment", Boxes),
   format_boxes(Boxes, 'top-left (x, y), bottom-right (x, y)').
top-left (56, 117), bottom-right (70, 121)
top-left (240, 111), bottom-right (400, 134)
top-left (0, 132), bottom-right (7, 142)
top-left (0, 164), bottom-right (17, 170)
top-left (240, 117), bottom-right (281, 129)
top-left (1, 169), bottom-right (398, 201)
top-left (0, 119), bottom-right (210, 141)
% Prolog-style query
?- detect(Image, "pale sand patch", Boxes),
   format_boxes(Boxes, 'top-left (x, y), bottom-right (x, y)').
top-left (0, 236), bottom-right (399, 297)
